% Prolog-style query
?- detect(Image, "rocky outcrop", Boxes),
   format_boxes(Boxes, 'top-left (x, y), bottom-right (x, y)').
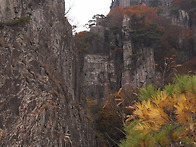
top-left (172, 10), bottom-right (190, 28)
top-left (111, 0), bottom-right (144, 9)
top-left (110, 0), bottom-right (173, 11)
top-left (82, 54), bottom-right (116, 102)
top-left (170, 7), bottom-right (196, 62)
top-left (81, 14), bottom-right (155, 101)
top-left (80, 0), bottom-right (195, 103)
top-left (0, 0), bottom-right (95, 146)
top-left (121, 15), bottom-right (155, 88)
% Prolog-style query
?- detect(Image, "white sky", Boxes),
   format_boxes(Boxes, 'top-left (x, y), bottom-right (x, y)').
top-left (65, 0), bottom-right (112, 32)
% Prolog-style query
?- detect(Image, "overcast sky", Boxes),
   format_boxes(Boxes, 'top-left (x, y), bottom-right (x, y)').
top-left (65, 0), bottom-right (112, 32)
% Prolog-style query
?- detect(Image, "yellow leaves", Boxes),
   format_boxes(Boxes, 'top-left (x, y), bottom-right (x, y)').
top-left (174, 93), bottom-right (196, 123)
top-left (122, 75), bottom-right (196, 146)
top-left (133, 91), bottom-right (196, 135)
top-left (149, 108), bottom-right (169, 124)
top-left (134, 99), bottom-right (169, 124)
top-left (152, 91), bottom-right (175, 111)
top-left (134, 99), bottom-right (169, 134)
top-left (134, 100), bottom-right (152, 120)
top-left (152, 91), bottom-right (168, 107)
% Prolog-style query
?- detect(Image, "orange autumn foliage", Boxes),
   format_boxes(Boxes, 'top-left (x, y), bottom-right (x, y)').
top-left (106, 5), bottom-right (157, 26)
top-left (75, 31), bottom-right (89, 40)
top-left (106, 6), bottom-right (124, 27)
top-left (107, 6), bottom-right (124, 18)
top-left (124, 5), bottom-right (157, 22)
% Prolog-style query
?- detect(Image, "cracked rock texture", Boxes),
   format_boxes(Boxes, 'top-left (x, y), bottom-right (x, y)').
top-left (0, 0), bottom-right (95, 146)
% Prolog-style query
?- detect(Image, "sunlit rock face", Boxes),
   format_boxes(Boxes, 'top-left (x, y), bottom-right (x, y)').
top-left (0, 0), bottom-right (96, 146)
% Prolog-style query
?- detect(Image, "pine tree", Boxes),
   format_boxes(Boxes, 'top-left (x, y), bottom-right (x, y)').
top-left (121, 75), bottom-right (196, 147)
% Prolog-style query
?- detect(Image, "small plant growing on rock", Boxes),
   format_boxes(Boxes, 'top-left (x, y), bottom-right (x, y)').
top-left (6, 16), bottom-right (31, 26)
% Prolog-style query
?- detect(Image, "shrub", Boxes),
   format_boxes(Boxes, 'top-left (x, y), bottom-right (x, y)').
top-left (121, 75), bottom-right (196, 147)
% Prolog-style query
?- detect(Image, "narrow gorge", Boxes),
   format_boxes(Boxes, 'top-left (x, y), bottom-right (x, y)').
top-left (0, 0), bottom-right (195, 146)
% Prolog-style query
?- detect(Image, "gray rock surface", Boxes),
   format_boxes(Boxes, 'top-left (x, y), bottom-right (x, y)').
top-left (82, 54), bottom-right (116, 102)
top-left (121, 15), bottom-right (155, 88)
top-left (81, 15), bottom-right (155, 101)
top-left (0, 0), bottom-right (95, 146)
top-left (110, 0), bottom-right (173, 9)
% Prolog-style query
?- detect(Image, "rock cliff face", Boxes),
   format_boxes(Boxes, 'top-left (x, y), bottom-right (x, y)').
top-left (121, 15), bottom-right (155, 88)
top-left (81, 15), bottom-right (155, 102)
top-left (0, 0), bottom-right (95, 146)
top-left (80, 0), bottom-right (195, 102)
top-left (111, 0), bottom-right (173, 9)
top-left (82, 54), bottom-right (116, 102)
top-left (170, 7), bottom-right (196, 62)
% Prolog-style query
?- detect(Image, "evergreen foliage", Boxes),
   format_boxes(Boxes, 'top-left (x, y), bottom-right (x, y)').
top-left (138, 84), bottom-right (160, 101)
top-left (0, 16), bottom-right (31, 29)
top-left (121, 75), bottom-right (196, 147)
top-left (130, 14), bottom-right (163, 46)
top-left (6, 16), bottom-right (31, 26)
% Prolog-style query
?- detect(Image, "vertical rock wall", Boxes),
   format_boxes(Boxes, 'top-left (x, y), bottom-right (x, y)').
top-left (82, 54), bottom-right (116, 102)
top-left (0, 0), bottom-right (95, 146)
top-left (81, 15), bottom-right (155, 101)
top-left (121, 15), bottom-right (155, 88)
top-left (172, 10), bottom-right (190, 28)
top-left (119, 0), bottom-right (131, 8)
